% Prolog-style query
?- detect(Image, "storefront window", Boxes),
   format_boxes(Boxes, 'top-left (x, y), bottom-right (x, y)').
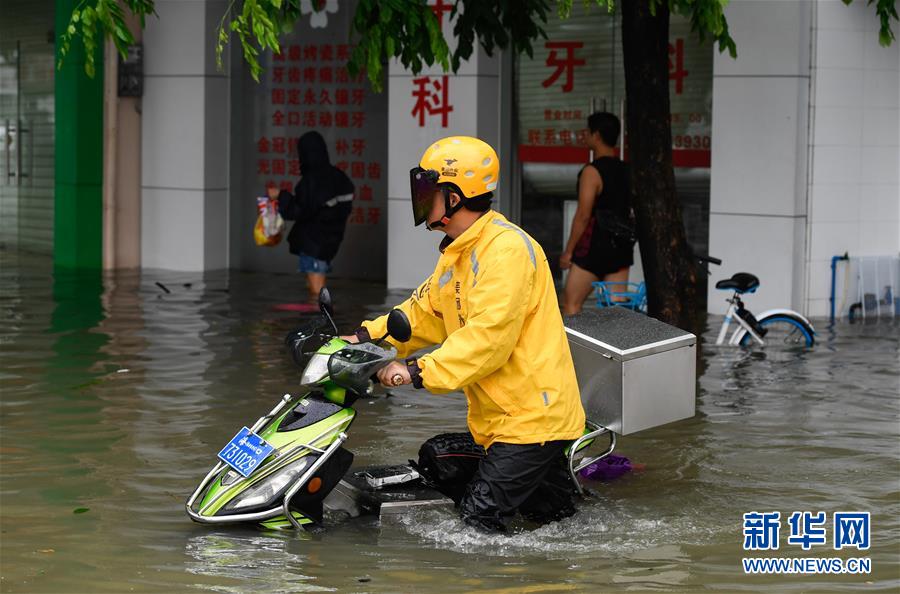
top-left (0, 0), bottom-right (55, 254)
top-left (515, 6), bottom-right (712, 281)
top-left (230, 1), bottom-right (388, 279)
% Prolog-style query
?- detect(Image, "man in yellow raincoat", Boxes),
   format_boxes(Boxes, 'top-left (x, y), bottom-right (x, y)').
top-left (347, 136), bottom-right (586, 532)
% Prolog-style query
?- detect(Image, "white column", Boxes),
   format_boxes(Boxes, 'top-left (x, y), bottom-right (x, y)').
top-left (708, 0), bottom-right (813, 314)
top-left (805, 0), bottom-right (900, 317)
top-left (710, 0), bottom-right (899, 318)
top-left (385, 7), bottom-right (501, 289)
top-left (141, 0), bottom-right (229, 271)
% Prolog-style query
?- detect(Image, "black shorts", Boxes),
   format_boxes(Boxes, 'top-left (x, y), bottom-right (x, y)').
top-left (571, 229), bottom-right (634, 278)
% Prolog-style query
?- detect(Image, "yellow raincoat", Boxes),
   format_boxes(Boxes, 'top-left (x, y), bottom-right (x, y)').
top-left (362, 211), bottom-right (585, 449)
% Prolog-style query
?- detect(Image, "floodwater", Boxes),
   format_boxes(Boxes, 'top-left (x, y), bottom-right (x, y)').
top-left (1, 249), bottom-right (898, 593)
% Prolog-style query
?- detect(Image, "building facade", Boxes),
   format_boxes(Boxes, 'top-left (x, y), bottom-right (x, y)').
top-left (1, 0), bottom-right (897, 317)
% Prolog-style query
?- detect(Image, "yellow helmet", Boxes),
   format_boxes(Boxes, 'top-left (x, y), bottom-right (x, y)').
top-left (410, 136), bottom-right (500, 228)
top-left (420, 136), bottom-right (499, 197)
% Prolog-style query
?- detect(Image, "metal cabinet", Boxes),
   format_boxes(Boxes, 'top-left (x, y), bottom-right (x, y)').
top-left (565, 307), bottom-right (696, 435)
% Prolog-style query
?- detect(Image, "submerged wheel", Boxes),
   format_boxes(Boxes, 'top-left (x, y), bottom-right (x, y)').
top-left (739, 314), bottom-right (815, 347)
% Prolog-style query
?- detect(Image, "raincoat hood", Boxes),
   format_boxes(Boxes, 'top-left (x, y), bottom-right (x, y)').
top-left (298, 131), bottom-right (330, 174)
top-left (277, 130), bottom-right (355, 261)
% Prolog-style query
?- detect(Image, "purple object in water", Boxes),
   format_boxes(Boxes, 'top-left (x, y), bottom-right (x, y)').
top-left (578, 454), bottom-right (633, 481)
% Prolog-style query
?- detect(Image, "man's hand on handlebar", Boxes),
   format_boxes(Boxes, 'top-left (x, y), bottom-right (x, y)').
top-left (340, 335), bottom-right (359, 344)
top-left (376, 361), bottom-right (411, 387)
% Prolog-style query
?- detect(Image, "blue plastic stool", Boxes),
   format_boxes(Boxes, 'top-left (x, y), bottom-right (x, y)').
top-left (592, 281), bottom-right (647, 312)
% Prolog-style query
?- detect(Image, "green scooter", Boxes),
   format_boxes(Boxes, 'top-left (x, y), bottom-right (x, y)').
top-left (186, 290), bottom-right (614, 530)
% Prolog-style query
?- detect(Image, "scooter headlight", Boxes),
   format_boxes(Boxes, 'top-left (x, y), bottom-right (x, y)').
top-left (224, 458), bottom-right (310, 511)
top-left (300, 353), bottom-right (330, 385)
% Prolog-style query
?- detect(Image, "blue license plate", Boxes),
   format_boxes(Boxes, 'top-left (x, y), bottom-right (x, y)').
top-left (217, 426), bottom-right (275, 478)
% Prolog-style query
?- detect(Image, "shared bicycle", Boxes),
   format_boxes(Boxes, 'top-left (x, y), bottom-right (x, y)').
top-left (592, 256), bottom-right (816, 348)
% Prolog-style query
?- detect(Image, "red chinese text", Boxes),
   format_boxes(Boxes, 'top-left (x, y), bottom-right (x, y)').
top-left (542, 41), bottom-right (585, 93)
top-left (411, 75), bottom-right (453, 127)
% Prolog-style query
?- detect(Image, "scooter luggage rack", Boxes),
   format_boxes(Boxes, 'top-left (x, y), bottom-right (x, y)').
top-left (567, 420), bottom-right (616, 496)
top-left (185, 393), bottom-right (348, 527)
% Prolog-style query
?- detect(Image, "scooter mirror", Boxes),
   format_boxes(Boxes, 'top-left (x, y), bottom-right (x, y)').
top-left (318, 287), bottom-right (334, 316)
top-left (386, 309), bottom-right (412, 343)
top-left (318, 288), bottom-right (338, 334)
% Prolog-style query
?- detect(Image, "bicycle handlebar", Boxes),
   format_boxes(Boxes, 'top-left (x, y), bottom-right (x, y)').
top-left (695, 254), bottom-right (722, 266)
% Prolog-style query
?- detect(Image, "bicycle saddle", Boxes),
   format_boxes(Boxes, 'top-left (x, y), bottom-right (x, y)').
top-left (715, 272), bottom-right (760, 294)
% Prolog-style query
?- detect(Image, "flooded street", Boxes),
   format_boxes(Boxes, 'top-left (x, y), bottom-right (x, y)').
top-left (1, 249), bottom-right (898, 593)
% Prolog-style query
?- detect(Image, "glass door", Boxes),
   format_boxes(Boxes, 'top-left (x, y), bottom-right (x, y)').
top-left (514, 6), bottom-right (625, 280)
top-left (513, 5), bottom-right (713, 284)
top-left (0, 0), bottom-right (56, 254)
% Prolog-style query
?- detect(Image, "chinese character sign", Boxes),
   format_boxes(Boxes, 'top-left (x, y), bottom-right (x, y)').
top-left (516, 7), bottom-right (712, 167)
top-left (238, 0), bottom-right (388, 279)
top-left (787, 511), bottom-right (827, 550)
top-left (429, 0), bottom-right (453, 27)
top-left (668, 38), bottom-right (688, 95)
top-left (542, 41), bottom-right (586, 93)
top-left (743, 512), bottom-right (781, 551)
top-left (742, 511), bottom-right (871, 551)
top-left (834, 512), bottom-right (870, 551)
top-left (411, 75), bottom-right (453, 127)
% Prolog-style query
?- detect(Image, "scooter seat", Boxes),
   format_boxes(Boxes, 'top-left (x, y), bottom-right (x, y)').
top-left (715, 272), bottom-right (760, 294)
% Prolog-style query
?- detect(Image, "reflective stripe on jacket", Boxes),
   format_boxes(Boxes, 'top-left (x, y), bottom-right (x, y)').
top-left (362, 211), bottom-right (585, 449)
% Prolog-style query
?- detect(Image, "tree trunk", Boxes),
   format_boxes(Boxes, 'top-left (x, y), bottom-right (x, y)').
top-left (621, 0), bottom-right (700, 332)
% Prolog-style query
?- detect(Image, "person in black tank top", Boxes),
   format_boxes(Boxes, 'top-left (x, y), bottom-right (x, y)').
top-left (560, 112), bottom-right (634, 315)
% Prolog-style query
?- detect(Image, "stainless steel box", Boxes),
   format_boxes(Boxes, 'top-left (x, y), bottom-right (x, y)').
top-left (565, 308), bottom-right (696, 435)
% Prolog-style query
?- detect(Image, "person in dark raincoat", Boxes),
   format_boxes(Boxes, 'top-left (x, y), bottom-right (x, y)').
top-left (267, 131), bottom-right (355, 300)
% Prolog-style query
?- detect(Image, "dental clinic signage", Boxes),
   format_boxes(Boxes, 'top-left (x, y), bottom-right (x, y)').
top-left (516, 7), bottom-right (712, 168)
top-left (235, 0), bottom-right (388, 279)
top-left (408, 2), bottom-right (455, 129)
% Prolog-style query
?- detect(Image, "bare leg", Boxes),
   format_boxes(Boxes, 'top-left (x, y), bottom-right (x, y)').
top-left (603, 266), bottom-right (630, 302)
top-left (306, 273), bottom-right (326, 302)
top-left (562, 263), bottom-right (599, 316)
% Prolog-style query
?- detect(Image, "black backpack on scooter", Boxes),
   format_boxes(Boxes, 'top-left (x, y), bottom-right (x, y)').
top-left (412, 432), bottom-right (485, 504)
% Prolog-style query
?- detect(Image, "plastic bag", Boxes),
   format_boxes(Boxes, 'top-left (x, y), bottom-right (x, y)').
top-left (578, 454), bottom-right (644, 481)
top-left (254, 196), bottom-right (284, 247)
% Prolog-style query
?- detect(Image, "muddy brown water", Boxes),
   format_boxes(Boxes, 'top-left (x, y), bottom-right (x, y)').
top-left (1, 250), bottom-right (898, 593)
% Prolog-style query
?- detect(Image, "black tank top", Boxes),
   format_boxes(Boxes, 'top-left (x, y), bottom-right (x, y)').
top-left (571, 156), bottom-right (634, 276)
top-left (587, 156), bottom-right (630, 218)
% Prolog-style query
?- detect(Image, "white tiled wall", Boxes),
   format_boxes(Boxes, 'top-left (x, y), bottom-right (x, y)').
top-left (141, 76), bottom-right (207, 190)
top-left (711, 77), bottom-right (810, 218)
top-left (385, 14), bottom-right (503, 290)
top-left (710, 0), bottom-right (899, 318)
top-left (141, 188), bottom-right (206, 271)
top-left (708, 214), bottom-right (800, 313)
top-left (708, 1), bottom-right (813, 314)
top-left (141, 0), bottom-right (230, 271)
top-left (806, 0), bottom-right (900, 317)
top-left (711, 0), bottom-right (811, 77)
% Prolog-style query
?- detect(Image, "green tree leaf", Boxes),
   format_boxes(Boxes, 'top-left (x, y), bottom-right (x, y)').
top-left (57, 0), bottom-right (893, 88)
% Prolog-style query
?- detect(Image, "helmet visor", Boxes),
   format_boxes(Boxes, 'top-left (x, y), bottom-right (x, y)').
top-left (409, 167), bottom-right (440, 227)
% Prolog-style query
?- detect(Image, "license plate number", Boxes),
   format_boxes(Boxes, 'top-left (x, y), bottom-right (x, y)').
top-left (217, 427), bottom-right (275, 478)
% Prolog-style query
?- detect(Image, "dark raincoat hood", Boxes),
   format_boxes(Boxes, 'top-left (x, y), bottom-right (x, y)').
top-left (298, 131), bottom-right (330, 174)
top-left (277, 130), bottom-right (355, 261)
